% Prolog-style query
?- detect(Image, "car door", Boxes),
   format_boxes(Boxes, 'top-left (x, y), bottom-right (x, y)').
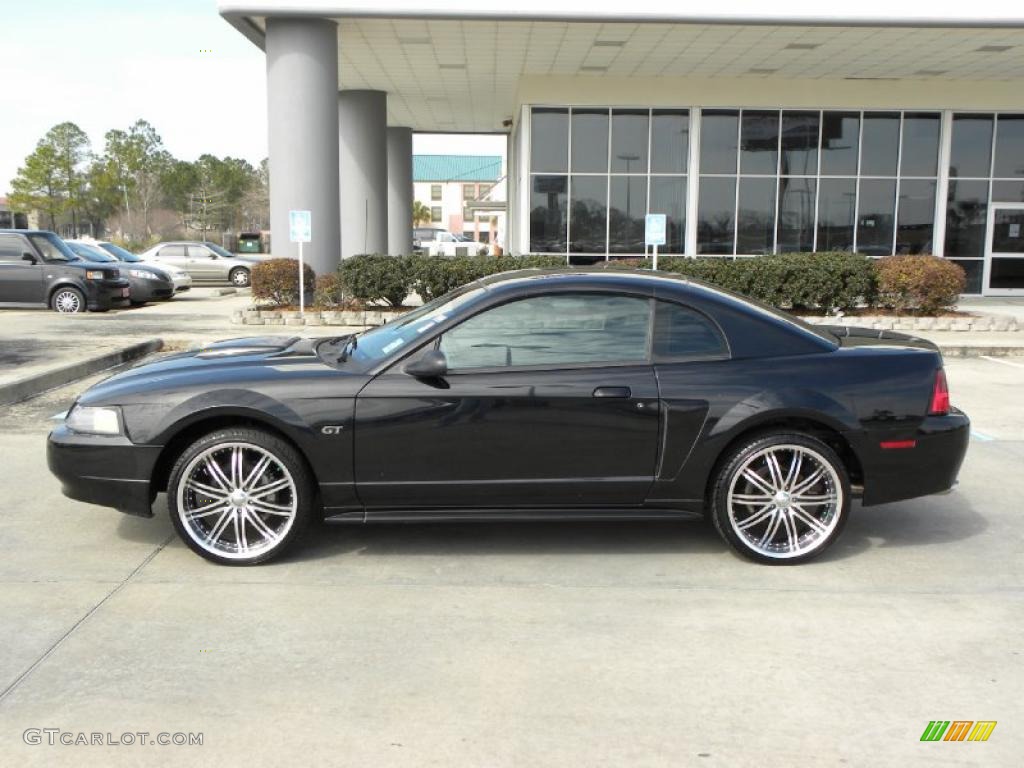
top-left (186, 245), bottom-right (222, 279)
top-left (0, 234), bottom-right (44, 304)
top-left (354, 291), bottom-right (661, 511)
top-left (153, 244), bottom-right (189, 273)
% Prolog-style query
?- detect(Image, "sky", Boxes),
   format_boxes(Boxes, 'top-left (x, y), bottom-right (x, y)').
top-left (0, 0), bottom-right (504, 196)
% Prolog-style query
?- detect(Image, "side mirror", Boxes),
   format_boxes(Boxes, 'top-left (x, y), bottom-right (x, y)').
top-left (21, 252), bottom-right (37, 264)
top-left (404, 349), bottom-right (448, 379)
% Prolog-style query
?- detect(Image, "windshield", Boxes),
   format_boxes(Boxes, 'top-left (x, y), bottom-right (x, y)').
top-left (99, 242), bottom-right (141, 262)
top-left (68, 242), bottom-right (116, 262)
top-left (206, 243), bottom-right (234, 258)
top-left (27, 233), bottom-right (74, 263)
top-left (320, 284), bottom-right (486, 367)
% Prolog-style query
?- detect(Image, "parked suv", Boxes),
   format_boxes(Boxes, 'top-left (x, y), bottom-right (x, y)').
top-left (139, 241), bottom-right (258, 286)
top-left (0, 230), bottom-right (130, 313)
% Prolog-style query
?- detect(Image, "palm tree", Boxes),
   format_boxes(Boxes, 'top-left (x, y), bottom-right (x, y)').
top-left (412, 200), bottom-right (432, 226)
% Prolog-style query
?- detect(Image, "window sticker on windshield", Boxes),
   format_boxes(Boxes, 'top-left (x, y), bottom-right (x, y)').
top-left (382, 339), bottom-right (405, 354)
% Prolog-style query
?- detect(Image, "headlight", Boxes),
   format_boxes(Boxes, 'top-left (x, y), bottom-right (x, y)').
top-left (128, 269), bottom-right (157, 280)
top-left (85, 270), bottom-right (105, 280)
top-left (65, 405), bottom-right (123, 435)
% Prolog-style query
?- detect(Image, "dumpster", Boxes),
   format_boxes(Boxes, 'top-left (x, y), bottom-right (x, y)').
top-left (237, 232), bottom-right (263, 254)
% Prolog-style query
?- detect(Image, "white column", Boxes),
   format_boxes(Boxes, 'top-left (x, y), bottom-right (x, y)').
top-left (265, 18), bottom-right (340, 275)
top-left (386, 126), bottom-right (413, 255)
top-left (338, 90), bottom-right (388, 258)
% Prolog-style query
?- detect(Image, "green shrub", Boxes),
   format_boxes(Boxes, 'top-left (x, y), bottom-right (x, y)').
top-left (875, 255), bottom-right (965, 314)
top-left (313, 273), bottom-right (348, 308)
top-left (409, 254), bottom-right (565, 300)
top-left (339, 254), bottom-right (411, 306)
top-left (596, 252), bottom-right (875, 311)
top-left (251, 258), bottom-right (315, 307)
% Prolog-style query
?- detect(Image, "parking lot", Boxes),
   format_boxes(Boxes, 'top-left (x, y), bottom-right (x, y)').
top-left (0, 355), bottom-right (1021, 766)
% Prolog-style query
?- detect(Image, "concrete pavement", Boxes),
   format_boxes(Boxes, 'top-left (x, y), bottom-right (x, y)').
top-left (0, 357), bottom-right (1020, 766)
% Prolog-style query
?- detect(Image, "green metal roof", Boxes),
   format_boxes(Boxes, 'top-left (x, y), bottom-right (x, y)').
top-left (413, 155), bottom-right (502, 182)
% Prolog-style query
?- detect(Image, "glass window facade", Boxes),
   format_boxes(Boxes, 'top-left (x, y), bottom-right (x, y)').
top-left (526, 106), bottom-right (1024, 292)
top-left (695, 109), bottom-right (939, 256)
top-left (946, 113), bottom-right (1024, 293)
top-left (528, 107), bottom-right (688, 260)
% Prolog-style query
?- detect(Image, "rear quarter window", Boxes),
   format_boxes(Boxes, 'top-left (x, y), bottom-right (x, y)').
top-left (653, 301), bottom-right (729, 361)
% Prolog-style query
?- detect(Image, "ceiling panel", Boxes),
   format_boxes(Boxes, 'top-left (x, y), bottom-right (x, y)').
top-left (331, 19), bottom-right (1024, 131)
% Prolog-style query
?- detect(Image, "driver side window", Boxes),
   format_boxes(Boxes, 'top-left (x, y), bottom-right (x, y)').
top-left (439, 293), bottom-right (650, 370)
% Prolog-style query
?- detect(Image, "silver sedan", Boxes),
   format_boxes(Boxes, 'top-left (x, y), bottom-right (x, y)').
top-left (138, 241), bottom-right (260, 286)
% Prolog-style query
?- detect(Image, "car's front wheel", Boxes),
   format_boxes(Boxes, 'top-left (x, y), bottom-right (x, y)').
top-left (711, 433), bottom-right (850, 564)
top-left (229, 267), bottom-right (250, 287)
top-left (167, 427), bottom-right (314, 565)
top-left (51, 287), bottom-right (85, 314)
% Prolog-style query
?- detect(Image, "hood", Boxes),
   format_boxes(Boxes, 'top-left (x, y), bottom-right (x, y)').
top-left (76, 336), bottom-right (344, 405)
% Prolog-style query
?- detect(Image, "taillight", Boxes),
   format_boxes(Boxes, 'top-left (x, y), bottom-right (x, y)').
top-left (929, 369), bottom-right (950, 416)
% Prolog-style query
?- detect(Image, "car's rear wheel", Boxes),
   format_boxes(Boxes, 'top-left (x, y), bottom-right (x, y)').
top-left (167, 428), bottom-right (314, 565)
top-left (711, 433), bottom-right (850, 564)
top-left (229, 267), bottom-right (250, 287)
top-left (51, 287), bottom-right (85, 314)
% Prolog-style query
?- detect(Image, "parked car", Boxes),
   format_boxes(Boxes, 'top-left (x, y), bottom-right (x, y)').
top-left (66, 241), bottom-right (175, 305)
top-left (87, 240), bottom-right (192, 295)
top-left (413, 227), bottom-right (487, 257)
top-left (48, 269), bottom-right (969, 566)
top-left (0, 229), bottom-right (130, 313)
top-left (138, 241), bottom-right (258, 286)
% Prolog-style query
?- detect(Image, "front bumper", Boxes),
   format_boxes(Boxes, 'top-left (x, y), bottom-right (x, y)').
top-left (858, 408), bottom-right (970, 506)
top-left (171, 275), bottom-right (192, 293)
top-left (47, 424), bottom-right (162, 517)
top-left (128, 277), bottom-right (175, 302)
top-left (85, 278), bottom-right (131, 311)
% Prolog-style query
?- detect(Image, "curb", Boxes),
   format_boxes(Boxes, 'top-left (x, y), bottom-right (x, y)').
top-left (0, 339), bottom-right (164, 406)
top-left (938, 345), bottom-right (1024, 358)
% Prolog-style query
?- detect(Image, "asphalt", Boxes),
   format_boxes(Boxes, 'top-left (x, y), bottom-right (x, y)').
top-left (0, 357), bottom-right (1020, 766)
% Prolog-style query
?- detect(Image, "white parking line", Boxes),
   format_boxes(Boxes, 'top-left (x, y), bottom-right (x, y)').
top-left (980, 355), bottom-right (1024, 369)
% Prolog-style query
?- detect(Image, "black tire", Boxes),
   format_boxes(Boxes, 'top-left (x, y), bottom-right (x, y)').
top-left (167, 427), bottom-right (315, 565)
top-left (50, 286), bottom-right (86, 314)
top-left (710, 432), bottom-right (850, 565)
top-left (229, 267), bottom-right (250, 287)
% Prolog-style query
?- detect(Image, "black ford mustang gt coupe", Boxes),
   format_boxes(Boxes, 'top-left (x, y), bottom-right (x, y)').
top-left (48, 269), bottom-right (969, 566)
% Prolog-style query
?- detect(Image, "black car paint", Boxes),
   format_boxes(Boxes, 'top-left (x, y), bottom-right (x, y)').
top-left (48, 270), bottom-right (969, 522)
top-left (0, 230), bottom-right (130, 310)
top-left (66, 242), bottom-right (174, 303)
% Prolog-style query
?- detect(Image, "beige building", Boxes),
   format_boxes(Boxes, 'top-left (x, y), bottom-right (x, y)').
top-left (219, 1), bottom-right (1024, 294)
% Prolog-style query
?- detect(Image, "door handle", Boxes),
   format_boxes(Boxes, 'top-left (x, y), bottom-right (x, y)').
top-left (592, 386), bottom-right (631, 398)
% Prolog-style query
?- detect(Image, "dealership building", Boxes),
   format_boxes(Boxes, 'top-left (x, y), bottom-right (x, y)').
top-left (219, 2), bottom-right (1024, 294)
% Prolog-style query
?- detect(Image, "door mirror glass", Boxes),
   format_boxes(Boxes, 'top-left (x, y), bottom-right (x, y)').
top-left (22, 252), bottom-right (37, 264)
top-left (404, 349), bottom-right (448, 378)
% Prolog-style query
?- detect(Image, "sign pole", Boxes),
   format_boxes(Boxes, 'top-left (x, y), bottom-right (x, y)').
top-left (298, 240), bottom-right (305, 317)
top-left (653, 243), bottom-right (658, 272)
top-left (289, 209), bottom-right (312, 319)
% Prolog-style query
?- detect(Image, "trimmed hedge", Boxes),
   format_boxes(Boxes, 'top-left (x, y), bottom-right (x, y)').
top-left (338, 254), bottom-right (412, 306)
top-left (598, 252), bottom-right (877, 311)
top-left (252, 258), bottom-right (316, 307)
top-left (331, 252), bottom-right (960, 314)
top-left (876, 255), bottom-right (965, 315)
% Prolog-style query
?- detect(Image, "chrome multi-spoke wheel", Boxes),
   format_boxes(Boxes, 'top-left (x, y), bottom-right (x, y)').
top-left (168, 429), bottom-right (312, 565)
top-left (52, 288), bottom-right (84, 313)
top-left (712, 434), bottom-right (850, 564)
